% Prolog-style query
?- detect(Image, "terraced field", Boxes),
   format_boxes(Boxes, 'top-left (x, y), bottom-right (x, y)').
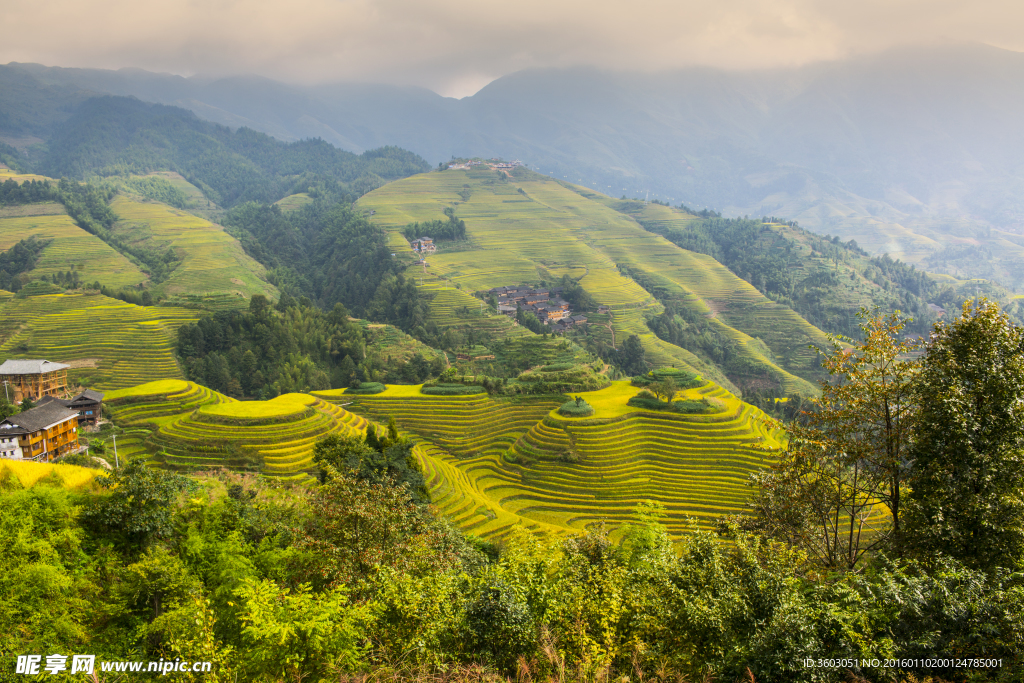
top-left (109, 196), bottom-right (277, 309)
top-left (274, 193), bottom-right (313, 213)
top-left (600, 201), bottom-right (830, 392)
top-left (0, 167), bottom-right (51, 183)
top-left (0, 292), bottom-right (198, 389)
top-left (107, 381), bottom-right (371, 479)
top-left (0, 204), bottom-right (147, 289)
top-left (357, 169), bottom-right (827, 396)
top-left (330, 380), bottom-right (781, 539)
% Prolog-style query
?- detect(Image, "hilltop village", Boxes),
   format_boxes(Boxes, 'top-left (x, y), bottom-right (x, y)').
top-left (0, 358), bottom-right (103, 462)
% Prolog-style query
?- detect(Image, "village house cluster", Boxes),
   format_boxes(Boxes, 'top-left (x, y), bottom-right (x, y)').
top-left (411, 236), bottom-right (435, 253)
top-left (446, 159), bottom-right (524, 171)
top-left (0, 359), bottom-right (104, 462)
top-left (488, 286), bottom-right (589, 332)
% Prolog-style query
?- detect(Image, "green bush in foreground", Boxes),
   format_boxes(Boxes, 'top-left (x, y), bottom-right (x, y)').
top-left (4, 473), bottom-right (1021, 683)
top-left (557, 397), bottom-right (595, 417)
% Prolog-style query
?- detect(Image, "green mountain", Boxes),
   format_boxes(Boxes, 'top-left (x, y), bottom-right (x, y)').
top-left (7, 44), bottom-right (1024, 286)
top-left (38, 96), bottom-right (430, 206)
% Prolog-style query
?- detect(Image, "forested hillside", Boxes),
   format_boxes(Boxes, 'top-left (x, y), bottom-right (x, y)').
top-left (608, 199), bottom-right (1007, 339)
top-left (38, 96), bottom-right (430, 206)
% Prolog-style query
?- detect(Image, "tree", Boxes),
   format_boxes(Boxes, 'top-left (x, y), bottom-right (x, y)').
top-left (19, 397), bottom-right (34, 413)
top-left (0, 394), bottom-right (14, 420)
top-left (82, 458), bottom-right (194, 550)
top-left (617, 335), bottom-right (646, 375)
top-left (236, 579), bottom-right (369, 681)
top-left (650, 377), bottom-right (678, 403)
top-left (906, 299), bottom-right (1024, 572)
top-left (748, 309), bottom-right (920, 569)
top-left (298, 466), bottom-right (460, 591)
top-left (313, 426), bottom-right (428, 504)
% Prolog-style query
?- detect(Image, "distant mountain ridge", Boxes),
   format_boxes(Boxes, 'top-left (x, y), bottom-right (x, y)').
top-left (5, 43), bottom-right (1024, 284)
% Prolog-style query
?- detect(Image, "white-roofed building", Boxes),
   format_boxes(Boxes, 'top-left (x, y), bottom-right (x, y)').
top-left (0, 359), bottom-right (71, 403)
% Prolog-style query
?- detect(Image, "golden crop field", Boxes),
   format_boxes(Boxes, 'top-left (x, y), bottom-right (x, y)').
top-left (0, 459), bottom-right (102, 490)
top-left (334, 379), bottom-right (782, 539)
top-left (109, 197), bottom-right (278, 309)
top-left (106, 381), bottom-right (370, 479)
top-left (0, 204), bottom-right (148, 289)
top-left (0, 292), bottom-right (198, 389)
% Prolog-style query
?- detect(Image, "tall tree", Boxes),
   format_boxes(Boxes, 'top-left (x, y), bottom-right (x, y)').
top-left (748, 309), bottom-right (920, 569)
top-left (906, 299), bottom-right (1024, 572)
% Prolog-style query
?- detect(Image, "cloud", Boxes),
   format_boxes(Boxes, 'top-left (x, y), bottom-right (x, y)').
top-left (3, 0), bottom-right (1023, 97)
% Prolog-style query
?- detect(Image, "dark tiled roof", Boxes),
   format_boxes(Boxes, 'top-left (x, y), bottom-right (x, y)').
top-left (73, 389), bottom-right (104, 402)
top-left (36, 395), bottom-right (72, 408)
top-left (3, 402), bottom-right (80, 432)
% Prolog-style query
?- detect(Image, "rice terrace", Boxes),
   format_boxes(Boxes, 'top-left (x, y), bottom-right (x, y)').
top-left (0, 154), bottom-right (974, 545)
top-left (0, 162), bottom-right (802, 541)
top-left (4, 31), bottom-right (1024, 679)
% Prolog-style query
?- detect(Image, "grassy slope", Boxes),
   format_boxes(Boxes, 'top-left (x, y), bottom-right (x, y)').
top-left (274, 193), bottom-right (314, 213)
top-left (0, 167), bottom-right (50, 183)
top-left (109, 196), bottom-right (277, 310)
top-left (0, 291), bottom-right (197, 389)
top-left (0, 203), bottom-right (148, 290)
top-left (356, 319), bottom-right (449, 367)
top-left (601, 200), bottom-right (834, 387)
top-left (357, 169), bottom-right (822, 396)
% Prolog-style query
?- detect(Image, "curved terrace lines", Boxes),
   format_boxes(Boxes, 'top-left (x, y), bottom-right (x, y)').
top-left (334, 380), bottom-right (781, 539)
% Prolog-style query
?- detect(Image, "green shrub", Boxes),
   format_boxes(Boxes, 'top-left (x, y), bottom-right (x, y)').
top-left (557, 398), bottom-right (595, 417)
top-left (422, 383), bottom-right (484, 396)
top-left (347, 382), bottom-right (386, 395)
top-left (631, 368), bottom-right (702, 389)
top-left (627, 396), bottom-right (713, 414)
top-left (673, 399), bottom-right (711, 414)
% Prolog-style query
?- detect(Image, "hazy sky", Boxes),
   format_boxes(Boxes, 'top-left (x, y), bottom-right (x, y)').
top-left (4, 0), bottom-right (1023, 97)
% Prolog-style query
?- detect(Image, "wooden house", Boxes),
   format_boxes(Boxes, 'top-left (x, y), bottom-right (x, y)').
top-left (0, 401), bottom-right (80, 461)
top-left (0, 359), bottom-right (71, 403)
top-left (37, 388), bottom-right (105, 427)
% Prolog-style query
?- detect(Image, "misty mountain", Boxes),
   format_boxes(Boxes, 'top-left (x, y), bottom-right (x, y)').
top-left (4, 43), bottom-right (1024, 283)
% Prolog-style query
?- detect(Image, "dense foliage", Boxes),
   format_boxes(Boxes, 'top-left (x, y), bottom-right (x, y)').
top-left (637, 215), bottom-right (968, 337)
top-left (0, 235), bottom-right (49, 292)
top-left (223, 202), bottom-right (428, 327)
top-left (177, 295), bottom-right (443, 396)
top-left (905, 300), bottom-right (1024, 571)
top-left (39, 96), bottom-right (430, 207)
top-left (177, 295), bottom-right (364, 396)
top-left (312, 419), bottom-right (428, 504)
top-left (3, 457), bottom-right (1020, 683)
top-left (401, 207), bottom-right (467, 242)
